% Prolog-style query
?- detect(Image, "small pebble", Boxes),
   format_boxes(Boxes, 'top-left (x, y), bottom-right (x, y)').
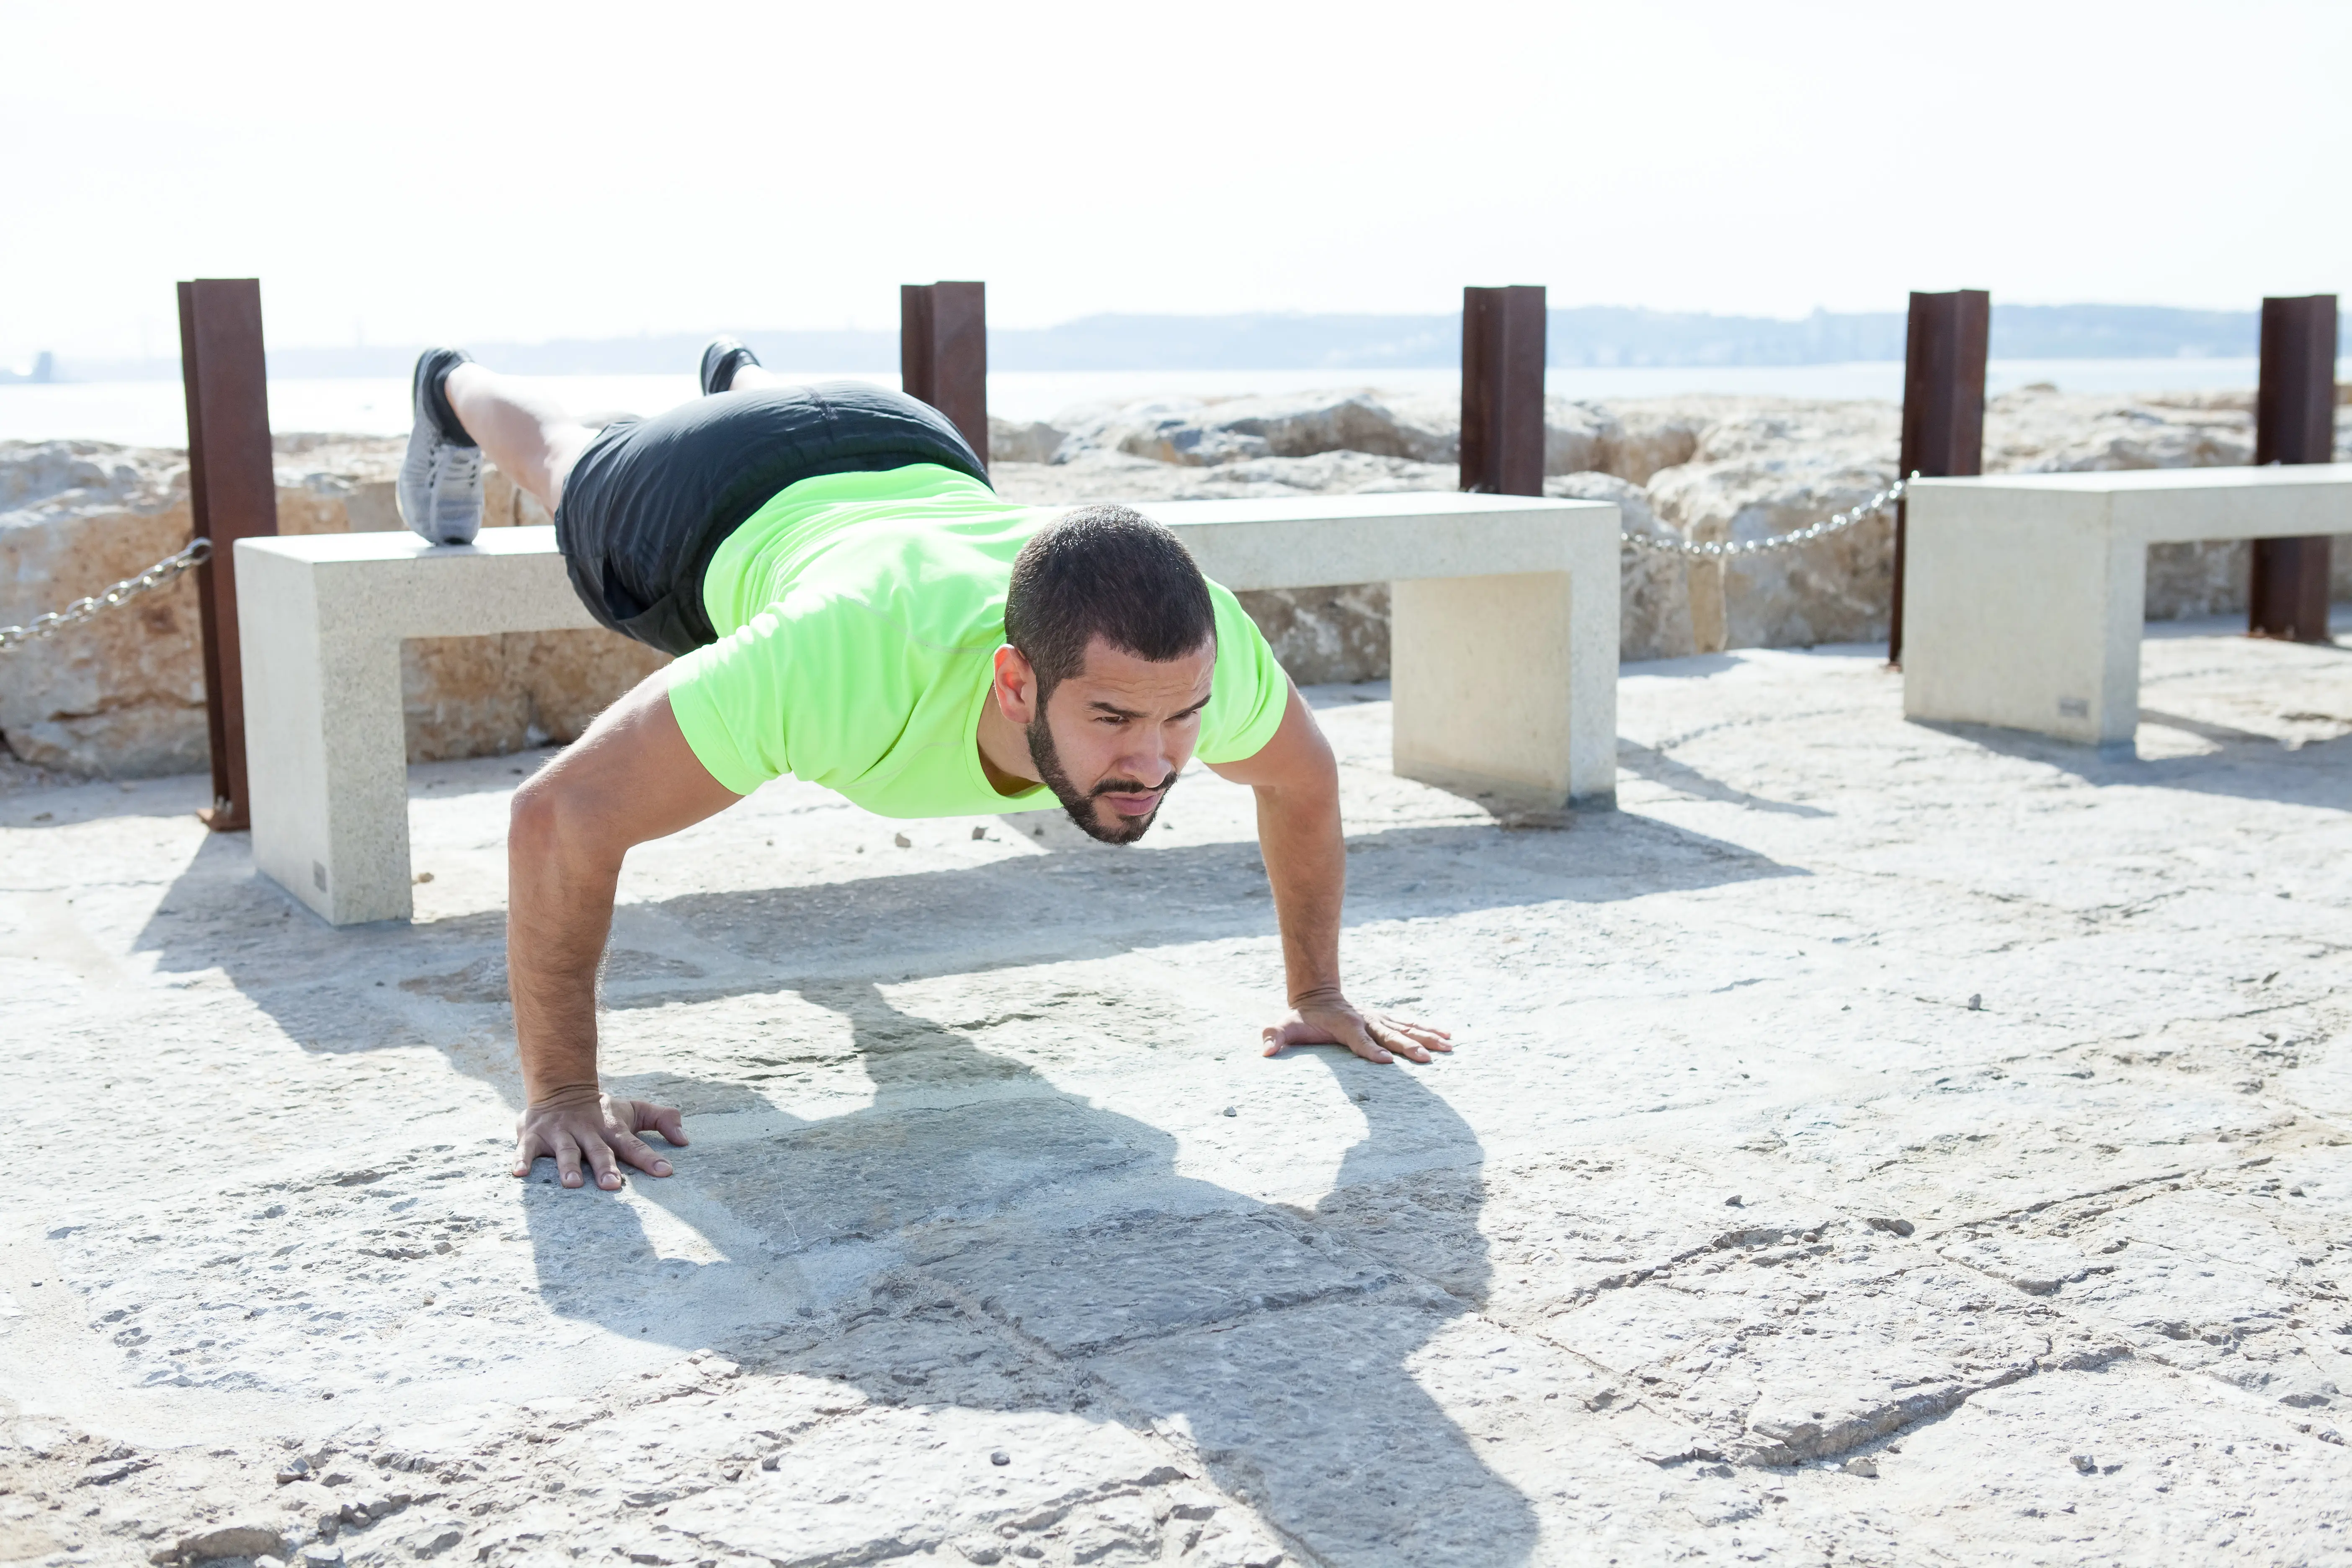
top-left (990, 1450), bottom-right (1011, 1466)
top-left (2071, 1453), bottom-right (2096, 1474)
top-left (971, 825), bottom-right (987, 841)
top-left (413, 871), bottom-right (434, 885)
top-left (1222, 1106), bottom-right (1238, 1118)
top-left (1842, 1457), bottom-right (1877, 1478)
top-left (894, 833), bottom-right (911, 848)
top-left (1967, 993), bottom-right (1982, 1011)
top-left (1724, 1195), bottom-right (1743, 1207)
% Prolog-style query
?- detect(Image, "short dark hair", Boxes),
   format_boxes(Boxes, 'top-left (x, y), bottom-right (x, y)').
top-left (1004, 504), bottom-right (1216, 700)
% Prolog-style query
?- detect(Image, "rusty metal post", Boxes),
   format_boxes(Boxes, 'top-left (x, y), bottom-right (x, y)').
top-left (1460, 285), bottom-right (1547, 495)
top-left (2248, 294), bottom-right (2338, 642)
top-left (1888, 288), bottom-right (1990, 665)
top-left (178, 278), bottom-right (279, 832)
top-left (900, 281), bottom-right (989, 469)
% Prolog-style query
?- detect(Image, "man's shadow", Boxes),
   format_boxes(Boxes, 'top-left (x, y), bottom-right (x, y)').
top-left (527, 981), bottom-right (1540, 1565)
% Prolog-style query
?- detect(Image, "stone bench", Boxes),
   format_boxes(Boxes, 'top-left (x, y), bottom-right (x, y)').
top-left (1902, 464), bottom-right (2352, 748)
top-left (236, 491), bottom-right (1620, 924)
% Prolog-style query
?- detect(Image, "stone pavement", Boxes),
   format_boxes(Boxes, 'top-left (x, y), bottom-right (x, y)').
top-left (3, 617), bottom-right (2350, 1566)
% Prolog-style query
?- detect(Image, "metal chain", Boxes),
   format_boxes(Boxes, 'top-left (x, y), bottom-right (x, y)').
top-left (0, 538), bottom-right (213, 650)
top-left (1622, 474), bottom-right (1914, 558)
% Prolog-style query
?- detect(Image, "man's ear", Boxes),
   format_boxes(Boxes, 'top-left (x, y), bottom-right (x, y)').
top-left (992, 644), bottom-right (1040, 725)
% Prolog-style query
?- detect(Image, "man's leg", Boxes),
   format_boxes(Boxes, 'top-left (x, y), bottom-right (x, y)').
top-left (443, 364), bottom-right (601, 516)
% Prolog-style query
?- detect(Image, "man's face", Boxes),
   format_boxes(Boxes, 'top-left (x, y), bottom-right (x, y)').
top-left (1009, 634), bottom-right (1215, 845)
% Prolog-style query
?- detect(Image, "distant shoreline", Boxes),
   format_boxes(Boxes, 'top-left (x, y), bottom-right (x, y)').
top-left (17, 303), bottom-right (2308, 386)
top-left (0, 360), bottom-right (2313, 449)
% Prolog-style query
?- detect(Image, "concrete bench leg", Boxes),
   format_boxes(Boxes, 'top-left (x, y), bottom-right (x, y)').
top-left (237, 549), bottom-right (415, 925)
top-left (1390, 566), bottom-right (1618, 808)
top-left (1901, 490), bottom-right (2145, 748)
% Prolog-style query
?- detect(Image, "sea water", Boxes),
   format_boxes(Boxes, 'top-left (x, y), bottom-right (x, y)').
top-left (0, 358), bottom-right (2301, 449)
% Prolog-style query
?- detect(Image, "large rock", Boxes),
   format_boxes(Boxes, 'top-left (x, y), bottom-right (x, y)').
top-left (0, 441), bottom-right (206, 774)
top-left (985, 417), bottom-right (1065, 466)
top-left (1546, 471), bottom-right (1696, 662)
top-left (0, 438), bottom-right (664, 777)
top-left (1635, 400), bottom-right (1903, 652)
top-left (1044, 389), bottom-right (1669, 480)
top-left (1050, 390), bottom-right (1459, 469)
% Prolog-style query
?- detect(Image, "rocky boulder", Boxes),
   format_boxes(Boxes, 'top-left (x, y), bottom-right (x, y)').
top-left (1050, 390), bottom-right (1459, 469)
top-left (0, 438), bottom-right (666, 777)
top-left (0, 441), bottom-right (205, 774)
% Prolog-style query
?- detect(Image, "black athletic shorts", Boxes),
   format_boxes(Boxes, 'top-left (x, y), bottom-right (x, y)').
top-left (552, 380), bottom-right (987, 657)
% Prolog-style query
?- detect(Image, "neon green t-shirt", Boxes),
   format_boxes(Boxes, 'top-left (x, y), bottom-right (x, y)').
top-left (663, 464), bottom-right (1289, 816)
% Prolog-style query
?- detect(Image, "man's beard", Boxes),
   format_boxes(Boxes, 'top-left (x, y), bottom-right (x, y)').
top-left (1026, 713), bottom-right (1178, 846)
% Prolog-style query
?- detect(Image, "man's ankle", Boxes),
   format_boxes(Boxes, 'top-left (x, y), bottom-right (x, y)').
top-left (420, 348), bottom-right (478, 446)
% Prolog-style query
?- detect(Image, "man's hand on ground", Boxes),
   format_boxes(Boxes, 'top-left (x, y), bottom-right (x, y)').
top-left (1262, 988), bottom-right (1455, 1065)
top-left (514, 1086), bottom-right (688, 1190)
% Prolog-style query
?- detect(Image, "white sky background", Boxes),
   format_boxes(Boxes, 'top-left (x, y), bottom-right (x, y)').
top-left (3, 0), bottom-right (2346, 362)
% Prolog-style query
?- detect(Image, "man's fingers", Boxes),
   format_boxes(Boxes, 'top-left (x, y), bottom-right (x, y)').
top-left (553, 1132), bottom-right (586, 1190)
top-left (512, 1127), bottom-right (546, 1178)
top-left (609, 1130), bottom-right (673, 1179)
top-left (581, 1132), bottom-right (626, 1191)
top-left (640, 1102), bottom-right (689, 1148)
top-left (1340, 1017), bottom-right (1396, 1065)
top-left (1261, 1018), bottom-right (1315, 1057)
top-left (1377, 1017), bottom-right (1452, 1055)
top-left (1370, 1020), bottom-right (1434, 1064)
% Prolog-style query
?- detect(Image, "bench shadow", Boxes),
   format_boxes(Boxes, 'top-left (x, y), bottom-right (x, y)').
top-left (539, 982), bottom-right (1540, 1565)
top-left (1615, 739), bottom-right (1831, 818)
top-left (1910, 717), bottom-right (2352, 812)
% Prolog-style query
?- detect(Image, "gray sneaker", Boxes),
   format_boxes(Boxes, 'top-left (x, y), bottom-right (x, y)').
top-left (397, 348), bottom-right (483, 545)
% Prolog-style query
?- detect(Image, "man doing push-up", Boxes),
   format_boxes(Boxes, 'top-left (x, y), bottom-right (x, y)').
top-left (397, 340), bottom-right (1452, 1192)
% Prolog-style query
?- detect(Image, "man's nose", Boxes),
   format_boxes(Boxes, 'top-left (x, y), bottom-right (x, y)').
top-left (1120, 725), bottom-right (1183, 782)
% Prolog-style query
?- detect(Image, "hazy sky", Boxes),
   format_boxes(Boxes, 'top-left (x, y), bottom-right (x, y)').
top-left (4, 0), bottom-right (2346, 363)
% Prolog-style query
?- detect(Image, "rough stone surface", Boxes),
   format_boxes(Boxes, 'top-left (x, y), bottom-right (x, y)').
top-left (5, 621), bottom-right (2351, 1563)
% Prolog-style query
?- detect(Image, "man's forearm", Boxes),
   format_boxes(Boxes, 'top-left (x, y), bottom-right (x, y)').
top-left (507, 797), bottom-right (623, 1103)
top-left (1253, 771), bottom-right (1346, 1001)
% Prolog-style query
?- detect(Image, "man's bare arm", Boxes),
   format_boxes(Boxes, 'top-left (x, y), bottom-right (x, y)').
top-left (508, 670), bottom-right (740, 1188)
top-left (1208, 684), bottom-right (1453, 1065)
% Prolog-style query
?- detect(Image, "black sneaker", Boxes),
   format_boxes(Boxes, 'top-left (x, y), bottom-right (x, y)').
top-left (698, 336), bottom-right (761, 396)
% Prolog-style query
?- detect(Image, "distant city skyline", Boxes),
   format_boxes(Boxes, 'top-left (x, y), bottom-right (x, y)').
top-left (4, 1), bottom-right (2345, 365)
